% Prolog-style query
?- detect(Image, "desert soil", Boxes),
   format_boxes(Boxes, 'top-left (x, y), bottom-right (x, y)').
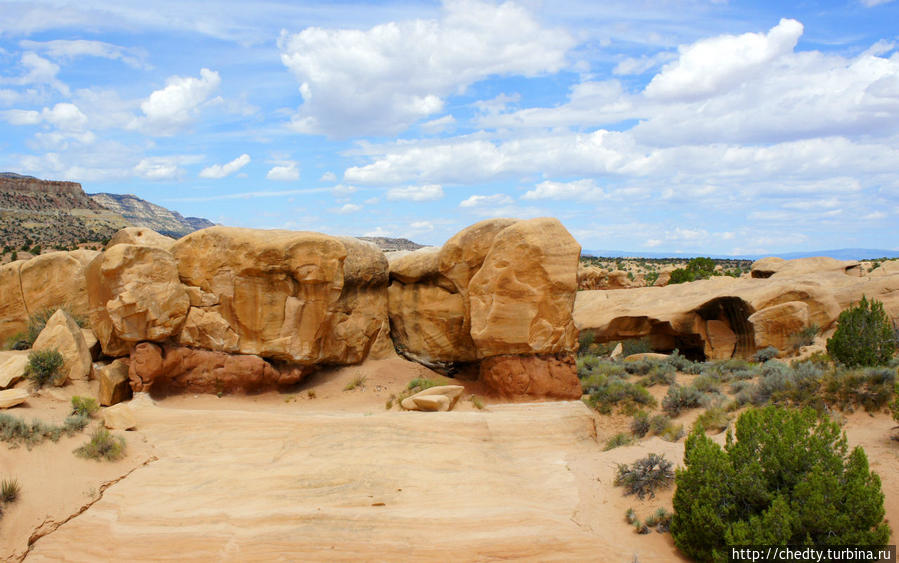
top-left (1, 357), bottom-right (896, 562)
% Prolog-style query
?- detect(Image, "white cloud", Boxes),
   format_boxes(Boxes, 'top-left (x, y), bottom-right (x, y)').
top-left (19, 39), bottom-right (147, 69)
top-left (133, 154), bottom-right (203, 181)
top-left (335, 203), bottom-right (362, 214)
top-left (132, 68), bottom-right (220, 135)
top-left (320, 171), bottom-right (337, 182)
top-left (644, 18), bottom-right (803, 101)
top-left (365, 226), bottom-right (393, 237)
top-left (386, 184), bottom-right (444, 201)
top-left (613, 51), bottom-right (677, 76)
top-left (2, 102), bottom-right (88, 130)
top-left (410, 220), bottom-right (434, 232)
top-left (459, 193), bottom-right (513, 207)
top-left (420, 114), bottom-right (456, 134)
top-left (199, 153), bottom-right (251, 179)
top-left (277, 0), bottom-right (573, 137)
top-left (0, 52), bottom-right (69, 95)
top-left (522, 179), bottom-right (605, 201)
top-left (266, 161), bottom-right (300, 181)
top-left (332, 184), bottom-right (357, 196)
top-left (860, 0), bottom-right (894, 5)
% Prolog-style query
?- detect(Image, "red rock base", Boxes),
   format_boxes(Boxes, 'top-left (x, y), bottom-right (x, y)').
top-left (479, 354), bottom-right (581, 400)
top-left (129, 342), bottom-right (311, 394)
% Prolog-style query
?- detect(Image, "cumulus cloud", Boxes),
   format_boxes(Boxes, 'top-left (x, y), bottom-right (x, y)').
top-left (199, 153), bottom-right (250, 179)
top-left (278, 0), bottom-right (573, 137)
top-left (20, 39), bottom-right (147, 69)
top-left (2, 102), bottom-right (88, 130)
top-left (132, 68), bottom-right (220, 135)
top-left (334, 203), bottom-right (362, 214)
top-left (522, 179), bottom-right (605, 201)
top-left (644, 18), bottom-right (803, 101)
top-left (386, 184), bottom-right (444, 201)
top-left (133, 154), bottom-right (204, 181)
top-left (459, 193), bottom-right (513, 207)
top-left (266, 161), bottom-right (300, 181)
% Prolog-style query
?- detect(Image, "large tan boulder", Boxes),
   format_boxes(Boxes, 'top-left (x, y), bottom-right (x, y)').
top-left (704, 319), bottom-right (737, 361)
top-left (86, 244), bottom-right (190, 356)
top-left (400, 385), bottom-right (465, 411)
top-left (479, 355), bottom-right (581, 399)
top-left (170, 227), bottom-right (389, 365)
top-left (98, 358), bottom-right (132, 406)
top-left (20, 250), bottom-right (98, 319)
top-left (32, 309), bottom-right (92, 382)
top-left (102, 403), bottom-right (137, 430)
top-left (178, 307), bottom-right (239, 352)
top-left (0, 261), bottom-right (27, 343)
top-left (751, 257), bottom-right (786, 278)
top-left (748, 301), bottom-right (810, 352)
top-left (129, 342), bottom-right (310, 394)
top-left (0, 351), bottom-right (28, 389)
top-left (107, 227), bottom-right (176, 250)
top-left (469, 218), bottom-right (580, 357)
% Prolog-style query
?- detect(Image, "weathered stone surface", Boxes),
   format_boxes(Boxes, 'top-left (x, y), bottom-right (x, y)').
top-left (575, 257), bottom-right (899, 359)
top-left (0, 261), bottom-right (27, 343)
top-left (704, 319), bottom-right (737, 361)
top-left (752, 256), bottom-right (861, 279)
top-left (106, 227), bottom-right (176, 250)
top-left (751, 257), bottom-right (786, 278)
top-left (479, 354), bottom-right (581, 399)
top-left (129, 342), bottom-right (310, 394)
top-left (98, 358), bottom-right (132, 406)
top-left (178, 307), bottom-right (239, 352)
top-left (0, 352), bottom-right (28, 389)
top-left (388, 282), bottom-right (472, 362)
top-left (170, 227), bottom-right (389, 366)
top-left (748, 301), bottom-right (810, 352)
top-left (469, 218), bottom-right (580, 358)
top-left (102, 403), bottom-right (137, 430)
top-left (32, 309), bottom-right (92, 382)
top-left (0, 388), bottom-right (28, 409)
top-left (20, 250), bottom-right (98, 318)
top-left (86, 244), bottom-right (189, 356)
top-left (400, 385), bottom-right (464, 411)
top-left (184, 286), bottom-right (219, 307)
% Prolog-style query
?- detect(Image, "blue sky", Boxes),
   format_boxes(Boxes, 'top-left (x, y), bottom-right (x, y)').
top-left (1, 0), bottom-right (897, 255)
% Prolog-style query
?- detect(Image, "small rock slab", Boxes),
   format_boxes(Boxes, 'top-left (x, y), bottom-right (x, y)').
top-left (0, 352), bottom-right (28, 389)
top-left (0, 388), bottom-right (29, 409)
top-left (401, 385), bottom-right (464, 412)
top-left (98, 359), bottom-right (132, 406)
top-left (609, 342), bottom-right (623, 360)
top-left (103, 403), bottom-right (137, 430)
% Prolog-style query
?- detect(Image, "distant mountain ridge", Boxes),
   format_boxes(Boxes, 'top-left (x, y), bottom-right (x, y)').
top-left (0, 172), bottom-right (215, 246)
top-left (89, 192), bottom-right (214, 239)
top-left (582, 248), bottom-right (899, 261)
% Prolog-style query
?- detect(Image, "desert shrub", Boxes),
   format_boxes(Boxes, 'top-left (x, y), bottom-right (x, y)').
top-left (750, 361), bottom-right (794, 405)
top-left (640, 363), bottom-right (676, 387)
top-left (71, 396), bottom-right (99, 417)
top-left (669, 257), bottom-right (718, 285)
top-left (671, 406), bottom-right (890, 562)
top-left (660, 422), bottom-right (686, 442)
top-left (584, 376), bottom-right (656, 414)
top-left (604, 432), bottom-right (634, 451)
top-left (691, 373), bottom-right (721, 393)
top-left (0, 412), bottom-right (87, 448)
top-left (75, 427), bottom-right (126, 461)
top-left (1, 478), bottom-right (20, 503)
top-left (789, 324), bottom-right (819, 351)
top-left (645, 271), bottom-right (660, 286)
top-left (662, 384), bottom-right (704, 416)
top-left (576, 354), bottom-right (600, 375)
top-left (892, 385), bottom-right (899, 424)
top-left (693, 406), bottom-right (731, 434)
top-left (668, 268), bottom-right (694, 285)
top-left (624, 358), bottom-right (657, 376)
top-left (823, 366), bottom-right (896, 412)
top-left (577, 329), bottom-right (595, 355)
top-left (631, 411), bottom-right (650, 438)
top-left (343, 374), bottom-right (367, 391)
top-left (25, 348), bottom-right (65, 388)
top-left (667, 350), bottom-right (703, 374)
top-left (649, 414), bottom-right (671, 435)
top-left (753, 346), bottom-right (779, 363)
top-left (827, 296), bottom-right (896, 367)
top-left (614, 453), bottom-right (675, 499)
top-left (621, 337), bottom-right (652, 357)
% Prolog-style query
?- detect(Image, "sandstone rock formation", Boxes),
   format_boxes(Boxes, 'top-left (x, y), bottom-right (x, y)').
top-left (129, 342), bottom-right (309, 394)
top-left (0, 352), bottom-right (28, 388)
top-left (479, 355), bottom-right (582, 399)
top-left (388, 218), bottom-right (582, 398)
top-left (106, 227), bottom-right (176, 250)
top-left (170, 227), bottom-right (391, 366)
top-left (575, 257), bottom-right (899, 360)
top-left (32, 309), bottom-right (92, 382)
top-left (86, 243), bottom-right (190, 357)
top-left (102, 402), bottom-right (137, 430)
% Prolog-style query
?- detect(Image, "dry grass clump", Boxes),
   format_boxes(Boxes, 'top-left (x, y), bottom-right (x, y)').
top-left (74, 427), bottom-right (126, 462)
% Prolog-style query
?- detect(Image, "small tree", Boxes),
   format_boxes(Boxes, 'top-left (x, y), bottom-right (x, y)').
top-left (671, 406), bottom-right (890, 562)
top-left (826, 296), bottom-right (896, 367)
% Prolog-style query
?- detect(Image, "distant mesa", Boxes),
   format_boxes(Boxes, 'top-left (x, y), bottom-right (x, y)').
top-left (88, 192), bottom-right (215, 239)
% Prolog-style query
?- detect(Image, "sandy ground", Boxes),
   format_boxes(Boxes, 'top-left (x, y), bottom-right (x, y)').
top-left (0, 357), bottom-right (896, 562)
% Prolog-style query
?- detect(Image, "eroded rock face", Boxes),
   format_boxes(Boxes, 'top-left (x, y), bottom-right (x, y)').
top-left (748, 301), bottom-right (810, 352)
top-left (0, 261), bottom-right (27, 343)
top-left (98, 358), bottom-right (132, 406)
top-left (86, 244), bottom-right (189, 357)
top-left (129, 342), bottom-right (309, 394)
top-left (479, 355), bottom-right (581, 400)
top-left (106, 227), bottom-right (176, 250)
top-left (170, 227), bottom-right (390, 365)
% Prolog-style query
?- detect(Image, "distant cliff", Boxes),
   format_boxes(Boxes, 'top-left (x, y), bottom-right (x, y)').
top-left (89, 193), bottom-right (215, 239)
